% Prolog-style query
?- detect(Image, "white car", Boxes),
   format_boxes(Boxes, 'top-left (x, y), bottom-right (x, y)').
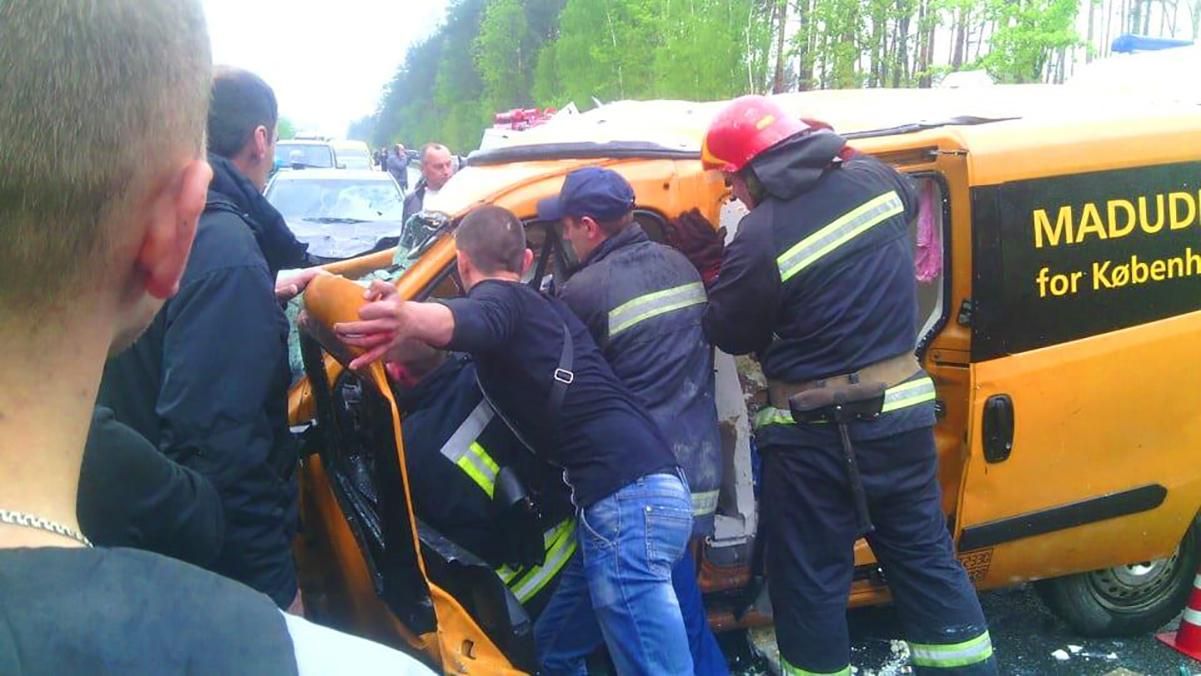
top-left (265, 169), bottom-right (406, 262)
top-left (275, 139), bottom-right (337, 170)
top-left (331, 139), bottom-right (373, 170)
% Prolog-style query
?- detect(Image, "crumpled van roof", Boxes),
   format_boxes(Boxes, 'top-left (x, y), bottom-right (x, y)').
top-left (469, 84), bottom-right (1198, 164)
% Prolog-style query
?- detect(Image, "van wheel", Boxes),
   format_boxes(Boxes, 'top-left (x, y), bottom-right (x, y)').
top-left (1034, 519), bottom-right (1198, 637)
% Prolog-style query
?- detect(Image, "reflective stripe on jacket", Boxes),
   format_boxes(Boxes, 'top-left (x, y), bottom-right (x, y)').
top-left (497, 518), bottom-right (578, 604)
top-left (559, 225), bottom-right (723, 535)
top-left (754, 375), bottom-right (937, 436)
top-left (427, 384), bottom-right (577, 604)
top-left (398, 355), bottom-right (574, 574)
top-left (702, 135), bottom-right (922, 386)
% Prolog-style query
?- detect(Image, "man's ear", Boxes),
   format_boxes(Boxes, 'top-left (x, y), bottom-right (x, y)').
top-left (253, 124), bottom-right (270, 160)
top-left (520, 248), bottom-right (535, 275)
top-left (455, 248), bottom-right (475, 285)
top-left (581, 216), bottom-right (602, 241)
top-left (137, 158), bottom-right (212, 299)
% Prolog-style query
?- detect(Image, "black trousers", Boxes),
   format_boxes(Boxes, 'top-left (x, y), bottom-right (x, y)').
top-left (761, 425), bottom-right (997, 674)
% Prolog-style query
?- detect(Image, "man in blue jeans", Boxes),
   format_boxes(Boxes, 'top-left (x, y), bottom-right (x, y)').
top-left (336, 205), bottom-right (695, 674)
top-left (541, 167), bottom-right (729, 675)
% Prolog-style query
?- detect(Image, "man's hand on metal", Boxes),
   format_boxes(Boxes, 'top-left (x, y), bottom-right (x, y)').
top-left (335, 280), bottom-right (403, 369)
top-left (334, 280), bottom-right (456, 370)
top-left (275, 268), bottom-right (330, 302)
top-left (665, 208), bottom-right (725, 287)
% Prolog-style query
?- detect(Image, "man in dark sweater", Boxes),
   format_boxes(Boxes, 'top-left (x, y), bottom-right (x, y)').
top-left (336, 205), bottom-right (695, 674)
top-left (79, 407), bottom-right (224, 566)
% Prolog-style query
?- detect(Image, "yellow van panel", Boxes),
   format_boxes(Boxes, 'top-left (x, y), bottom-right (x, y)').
top-left (960, 309), bottom-right (1201, 588)
top-left (960, 112), bottom-right (1201, 187)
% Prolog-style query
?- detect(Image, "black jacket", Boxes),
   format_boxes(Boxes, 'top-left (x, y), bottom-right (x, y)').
top-left (703, 131), bottom-right (920, 382)
top-left (443, 280), bottom-right (677, 508)
top-left (559, 225), bottom-right (722, 533)
top-left (98, 154), bottom-right (310, 607)
top-left (396, 355), bottom-right (576, 616)
top-left (78, 407), bottom-right (224, 567)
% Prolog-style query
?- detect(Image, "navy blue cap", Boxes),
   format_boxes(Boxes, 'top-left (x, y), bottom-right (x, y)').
top-left (537, 167), bottom-right (636, 222)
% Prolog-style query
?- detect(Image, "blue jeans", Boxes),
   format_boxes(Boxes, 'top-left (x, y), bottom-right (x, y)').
top-left (535, 473), bottom-right (694, 675)
top-left (531, 544), bottom-right (730, 675)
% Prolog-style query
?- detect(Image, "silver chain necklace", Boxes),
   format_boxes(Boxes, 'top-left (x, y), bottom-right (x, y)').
top-left (0, 508), bottom-right (92, 547)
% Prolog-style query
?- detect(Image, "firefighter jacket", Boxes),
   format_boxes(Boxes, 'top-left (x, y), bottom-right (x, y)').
top-left (560, 224), bottom-right (723, 534)
top-left (396, 353), bottom-right (575, 608)
top-left (702, 131), bottom-right (936, 445)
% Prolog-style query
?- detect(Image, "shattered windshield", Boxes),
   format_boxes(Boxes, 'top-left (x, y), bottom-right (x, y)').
top-left (267, 178), bottom-right (405, 222)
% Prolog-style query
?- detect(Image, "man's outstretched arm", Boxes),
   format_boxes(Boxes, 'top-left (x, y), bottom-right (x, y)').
top-left (335, 281), bottom-right (455, 369)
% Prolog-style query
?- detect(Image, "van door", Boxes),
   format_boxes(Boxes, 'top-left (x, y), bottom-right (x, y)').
top-left (956, 161), bottom-right (1201, 588)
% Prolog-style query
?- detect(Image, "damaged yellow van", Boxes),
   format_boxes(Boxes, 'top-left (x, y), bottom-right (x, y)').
top-left (288, 88), bottom-right (1201, 673)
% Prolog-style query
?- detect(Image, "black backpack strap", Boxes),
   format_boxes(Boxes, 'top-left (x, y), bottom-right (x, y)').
top-left (474, 375), bottom-right (536, 455)
top-left (473, 321), bottom-right (574, 462)
top-left (548, 322), bottom-right (574, 422)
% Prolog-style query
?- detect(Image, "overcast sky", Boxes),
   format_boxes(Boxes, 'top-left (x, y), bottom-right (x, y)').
top-left (201, 0), bottom-right (448, 138)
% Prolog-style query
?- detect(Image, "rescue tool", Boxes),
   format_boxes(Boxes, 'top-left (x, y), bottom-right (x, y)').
top-left (787, 379), bottom-right (886, 536)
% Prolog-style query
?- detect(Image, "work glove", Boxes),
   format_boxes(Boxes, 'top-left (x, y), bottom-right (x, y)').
top-left (665, 208), bottom-right (725, 287)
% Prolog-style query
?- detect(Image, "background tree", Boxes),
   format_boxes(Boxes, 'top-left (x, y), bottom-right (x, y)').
top-left (368, 0), bottom-right (1190, 152)
top-left (476, 0), bottom-right (532, 116)
top-left (977, 0), bottom-right (1081, 82)
top-left (347, 115), bottom-right (375, 143)
top-left (430, 0), bottom-right (487, 152)
top-left (277, 117), bottom-right (296, 140)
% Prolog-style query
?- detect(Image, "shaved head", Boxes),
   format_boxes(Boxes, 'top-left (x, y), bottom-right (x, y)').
top-left (455, 206), bottom-right (527, 275)
top-left (0, 0), bottom-right (211, 313)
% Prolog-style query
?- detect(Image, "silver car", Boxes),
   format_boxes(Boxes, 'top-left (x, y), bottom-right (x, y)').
top-left (265, 168), bottom-right (406, 262)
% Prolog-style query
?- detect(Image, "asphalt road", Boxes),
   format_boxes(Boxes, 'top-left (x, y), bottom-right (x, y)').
top-left (723, 585), bottom-right (1198, 675)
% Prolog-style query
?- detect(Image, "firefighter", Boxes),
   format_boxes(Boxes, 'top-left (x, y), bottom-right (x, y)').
top-left (668, 95), bottom-right (996, 675)
top-left (538, 167), bottom-right (728, 674)
top-left (385, 344), bottom-right (576, 618)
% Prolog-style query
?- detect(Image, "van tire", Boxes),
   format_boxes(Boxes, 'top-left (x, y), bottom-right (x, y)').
top-left (1033, 518), bottom-right (1199, 637)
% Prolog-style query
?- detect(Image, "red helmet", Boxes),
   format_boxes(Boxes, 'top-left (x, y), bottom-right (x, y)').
top-left (701, 95), bottom-right (813, 172)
